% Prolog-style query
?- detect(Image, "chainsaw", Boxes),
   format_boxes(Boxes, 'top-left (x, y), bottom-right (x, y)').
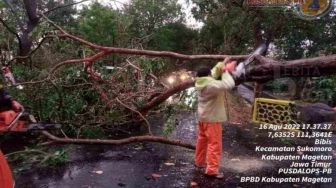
top-left (0, 65), bottom-right (61, 187)
top-left (0, 108), bottom-right (61, 188)
top-left (231, 43), bottom-right (267, 78)
top-left (0, 107), bottom-right (61, 132)
top-left (0, 64), bottom-right (61, 132)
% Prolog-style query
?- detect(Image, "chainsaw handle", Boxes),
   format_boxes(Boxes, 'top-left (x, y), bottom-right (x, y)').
top-left (6, 107), bottom-right (24, 131)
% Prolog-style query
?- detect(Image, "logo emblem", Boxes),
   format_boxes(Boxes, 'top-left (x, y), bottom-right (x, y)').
top-left (297, 0), bottom-right (334, 19)
top-left (245, 0), bottom-right (334, 20)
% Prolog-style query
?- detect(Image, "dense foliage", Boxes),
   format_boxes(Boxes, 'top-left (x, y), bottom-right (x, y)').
top-left (0, 1), bottom-right (335, 168)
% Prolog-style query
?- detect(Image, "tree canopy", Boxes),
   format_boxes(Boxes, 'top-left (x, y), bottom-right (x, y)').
top-left (0, 0), bottom-right (335, 151)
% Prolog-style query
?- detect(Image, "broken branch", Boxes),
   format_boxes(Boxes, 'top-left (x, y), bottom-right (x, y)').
top-left (41, 131), bottom-right (195, 150)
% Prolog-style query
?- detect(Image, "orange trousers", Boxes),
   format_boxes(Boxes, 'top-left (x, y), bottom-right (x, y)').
top-left (195, 122), bottom-right (222, 175)
top-left (0, 150), bottom-right (14, 188)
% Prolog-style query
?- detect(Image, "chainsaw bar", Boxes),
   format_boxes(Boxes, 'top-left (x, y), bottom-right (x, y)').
top-left (242, 43), bottom-right (267, 67)
top-left (27, 123), bottom-right (61, 131)
top-left (232, 43), bottom-right (267, 79)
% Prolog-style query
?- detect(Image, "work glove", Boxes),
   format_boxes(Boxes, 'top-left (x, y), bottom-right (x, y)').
top-left (212, 57), bottom-right (235, 79)
top-left (221, 60), bottom-right (244, 79)
top-left (221, 61), bottom-right (237, 73)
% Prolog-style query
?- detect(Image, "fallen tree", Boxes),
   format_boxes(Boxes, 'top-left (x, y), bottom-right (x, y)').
top-left (242, 55), bottom-right (336, 82)
top-left (11, 15), bottom-right (336, 150)
top-left (20, 15), bottom-right (336, 86)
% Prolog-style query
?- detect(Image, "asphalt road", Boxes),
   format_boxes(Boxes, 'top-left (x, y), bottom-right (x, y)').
top-left (13, 112), bottom-right (336, 188)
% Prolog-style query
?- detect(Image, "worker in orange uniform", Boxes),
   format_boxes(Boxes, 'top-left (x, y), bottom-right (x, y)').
top-left (194, 57), bottom-right (243, 179)
top-left (0, 83), bottom-right (18, 188)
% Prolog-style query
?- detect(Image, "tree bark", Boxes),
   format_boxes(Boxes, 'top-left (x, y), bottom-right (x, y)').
top-left (17, 0), bottom-right (39, 61)
top-left (41, 131), bottom-right (195, 150)
top-left (137, 55), bottom-right (336, 113)
top-left (139, 80), bottom-right (194, 114)
top-left (240, 54), bottom-right (336, 83)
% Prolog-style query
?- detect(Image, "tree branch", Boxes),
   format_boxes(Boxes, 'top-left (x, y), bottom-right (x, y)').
top-left (41, 131), bottom-right (195, 150)
top-left (7, 35), bottom-right (54, 64)
top-left (0, 18), bottom-right (22, 50)
top-left (139, 80), bottom-right (195, 114)
top-left (41, 14), bottom-right (248, 61)
top-left (242, 55), bottom-right (336, 82)
top-left (23, 0), bottom-right (39, 27)
top-left (43, 0), bottom-right (90, 15)
top-left (116, 97), bottom-right (153, 135)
